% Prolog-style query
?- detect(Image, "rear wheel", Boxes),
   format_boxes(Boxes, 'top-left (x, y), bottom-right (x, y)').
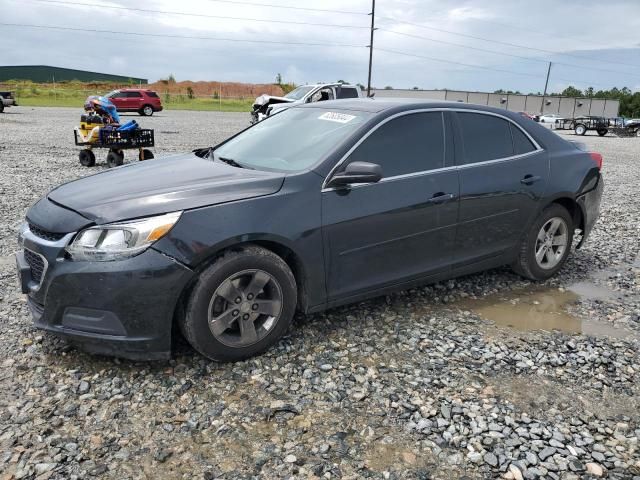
top-left (180, 245), bottom-right (297, 362)
top-left (597, 128), bottom-right (608, 136)
top-left (574, 124), bottom-right (587, 135)
top-left (79, 149), bottom-right (96, 167)
top-left (140, 105), bottom-right (154, 116)
top-left (512, 204), bottom-right (574, 281)
top-left (0, 102), bottom-right (4, 113)
top-left (106, 149), bottom-right (124, 168)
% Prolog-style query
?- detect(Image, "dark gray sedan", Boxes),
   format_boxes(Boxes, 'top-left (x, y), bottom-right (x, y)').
top-left (16, 99), bottom-right (603, 361)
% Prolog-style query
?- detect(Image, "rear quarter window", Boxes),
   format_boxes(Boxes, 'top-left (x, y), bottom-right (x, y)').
top-left (510, 124), bottom-right (536, 155)
top-left (146, 91), bottom-right (160, 98)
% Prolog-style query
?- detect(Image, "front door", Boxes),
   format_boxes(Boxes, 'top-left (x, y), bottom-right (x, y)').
top-left (451, 111), bottom-right (548, 266)
top-left (322, 111), bottom-right (460, 301)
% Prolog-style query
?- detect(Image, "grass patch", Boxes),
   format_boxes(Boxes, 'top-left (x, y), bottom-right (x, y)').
top-left (14, 91), bottom-right (253, 112)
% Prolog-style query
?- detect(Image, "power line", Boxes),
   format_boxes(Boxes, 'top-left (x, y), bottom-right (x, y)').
top-left (379, 29), bottom-right (640, 79)
top-left (376, 47), bottom-right (622, 90)
top-left (378, 16), bottom-right (640, 70)
top-left (375, 47), bottom-right (544, 79)
top-left (30, 0), bottom-right (369, 29)
top-left (202, 0), bottom-right (368, 15)
top-left (0, 23), bottom-right (368, 48)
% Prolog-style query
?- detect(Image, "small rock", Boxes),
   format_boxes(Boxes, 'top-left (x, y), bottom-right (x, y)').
top-left (539, 447), bottom-right (556, 461)
top-left (586, 463), bottom-right (604, 477)
top-left (484, 452), bottom-right (498, 467)
top-left (284, 454), bottom-right (297, 463)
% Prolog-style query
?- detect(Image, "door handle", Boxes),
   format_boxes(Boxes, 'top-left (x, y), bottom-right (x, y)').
top-left (520, 175), bottom-right (542, 185)
top-left (426, 192), bottom-right (455, 204)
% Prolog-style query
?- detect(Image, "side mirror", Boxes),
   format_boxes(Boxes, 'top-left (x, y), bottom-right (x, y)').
top-left (327, 161), bottom-right (382, 188)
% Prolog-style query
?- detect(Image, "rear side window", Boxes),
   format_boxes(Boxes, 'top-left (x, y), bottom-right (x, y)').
top-left (510, 124), bottom-right (536, 155)
top-left (146, 91), bottom-right (159, 98)
top-left (126, 91), bottom-right (142, 98)
top-left (457, 112), bottom-right (513, 164)
top-left (336, 87), bottom-right (359, 99)
top-left (346, 112), bottom-right (445, 177)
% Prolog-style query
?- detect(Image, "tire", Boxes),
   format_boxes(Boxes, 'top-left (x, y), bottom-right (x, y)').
top-left (512, 204), bottom-right (574, 281)
top-left (180, 245), bottom-right (297, 362)
top-left (0, 102), bottom-right (4, 113)
top-left (106, 149), bottom-right (124, 168)
top-left (139, 105), bottom-right (154, 116)
top-left (139, 149), bottom-right (154, 161)
top-left (635, 128), bottom-right (640, 138)
top-left (79, 149), bottom-right (96, 167)
top-left (597, 129), bottom-right (608, 137)
top-left (574, 124), bottom-right (587, 136)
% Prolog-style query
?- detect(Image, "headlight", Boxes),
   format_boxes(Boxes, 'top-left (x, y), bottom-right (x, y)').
top-left (66, 211), bottom-right (182, 261)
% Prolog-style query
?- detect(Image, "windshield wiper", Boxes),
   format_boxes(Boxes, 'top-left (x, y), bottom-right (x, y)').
top-left (218, 156), bottom-right (252, 169)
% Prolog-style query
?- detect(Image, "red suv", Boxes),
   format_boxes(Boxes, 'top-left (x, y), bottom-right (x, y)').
top-left (105, 88), bottom-right (163, 116)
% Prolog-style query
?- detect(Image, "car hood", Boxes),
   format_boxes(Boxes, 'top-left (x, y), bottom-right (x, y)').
top-left (47, 152), bottom-right (285, 224)
top-left (253, 94), bottom-right (296, 107)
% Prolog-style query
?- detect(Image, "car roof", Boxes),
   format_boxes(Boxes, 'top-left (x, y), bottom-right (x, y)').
top-left (296, 97), bottom-right (530, 117)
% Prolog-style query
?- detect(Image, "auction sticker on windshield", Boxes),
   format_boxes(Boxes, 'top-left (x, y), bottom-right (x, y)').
top-left (318, 112), bottom-right (356, 123)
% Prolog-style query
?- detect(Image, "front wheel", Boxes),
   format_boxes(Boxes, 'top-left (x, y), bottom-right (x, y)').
top-left (140, 105), bottom-right (154, 116)
top-left (512, 204), bottom-right (574, 281)
top-left (180, 245), bottom-right (297, 362)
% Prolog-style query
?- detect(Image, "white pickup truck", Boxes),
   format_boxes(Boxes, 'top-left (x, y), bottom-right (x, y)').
top-left (250, 83), bottom-right (363, 124)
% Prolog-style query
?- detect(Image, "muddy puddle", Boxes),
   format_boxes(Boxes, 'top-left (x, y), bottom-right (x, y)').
top-left (457, 281), bottom-right (637, 341)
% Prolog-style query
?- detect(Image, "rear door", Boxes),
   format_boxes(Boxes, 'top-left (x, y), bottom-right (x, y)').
top-left (452, 111), bottom-right (548, 266)
top-left (322, 111), bottom-right (459, 301)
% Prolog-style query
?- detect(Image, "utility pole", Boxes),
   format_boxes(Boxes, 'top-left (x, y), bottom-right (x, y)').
top-left (540, 61), bottom-right (552, 114)
top-left (366, 0), bottom-right (376, 97)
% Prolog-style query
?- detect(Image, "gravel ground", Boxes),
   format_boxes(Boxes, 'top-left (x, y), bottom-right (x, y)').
top-left (0, 107), bottom-right (639, 480)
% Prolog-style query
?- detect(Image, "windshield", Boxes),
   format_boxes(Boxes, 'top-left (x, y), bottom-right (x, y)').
top-left (213, 108), bottom-right (371, 172)
top-left (284, 86), bottom-right (315, 100)
top-left (105, 90), bottom-right (117, 98)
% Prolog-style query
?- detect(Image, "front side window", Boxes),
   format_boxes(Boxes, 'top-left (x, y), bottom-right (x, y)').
top-left (344, 112), bottom-right (445, 178)
top-left (310, 88), bottom-right (335, 103)
top-left (213, 108), bottom-right (371, 172)
top-left (458, 112), bottom-right (514, 164)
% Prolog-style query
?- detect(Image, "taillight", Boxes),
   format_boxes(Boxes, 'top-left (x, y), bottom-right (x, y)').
top-left (590, 152), bottom-right (603, 170)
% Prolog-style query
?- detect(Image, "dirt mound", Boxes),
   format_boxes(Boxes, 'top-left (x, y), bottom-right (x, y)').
top-left (146, 80), bottom-right (284, 98)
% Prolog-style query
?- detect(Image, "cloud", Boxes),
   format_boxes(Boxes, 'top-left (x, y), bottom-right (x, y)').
top-left (0, 0), bottom-right (638, 92)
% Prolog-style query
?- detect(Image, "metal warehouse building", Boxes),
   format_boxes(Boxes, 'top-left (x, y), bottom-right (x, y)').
top-left (0, 65), bottom-right (147, 84)
top-left (373, 88), bottom-right (620, 118)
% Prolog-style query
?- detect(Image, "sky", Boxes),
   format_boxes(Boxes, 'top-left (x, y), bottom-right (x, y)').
top-left (1, 0), bottom-right (639, 93)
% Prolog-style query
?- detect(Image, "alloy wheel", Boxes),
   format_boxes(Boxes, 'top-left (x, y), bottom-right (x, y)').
top-left (143, 106), bottom-right (153, 116)
top-left (207, 269), bottom-right (283, 347)
top-left (534, 217), bottom-right (569, 270)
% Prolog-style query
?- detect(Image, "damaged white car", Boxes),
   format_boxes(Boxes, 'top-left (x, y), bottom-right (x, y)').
top-left (250, 83), bottom-right (363, 124)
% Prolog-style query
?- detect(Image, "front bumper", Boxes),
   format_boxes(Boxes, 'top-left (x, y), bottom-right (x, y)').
top-left (17, 224), bottom-right (193, 360)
